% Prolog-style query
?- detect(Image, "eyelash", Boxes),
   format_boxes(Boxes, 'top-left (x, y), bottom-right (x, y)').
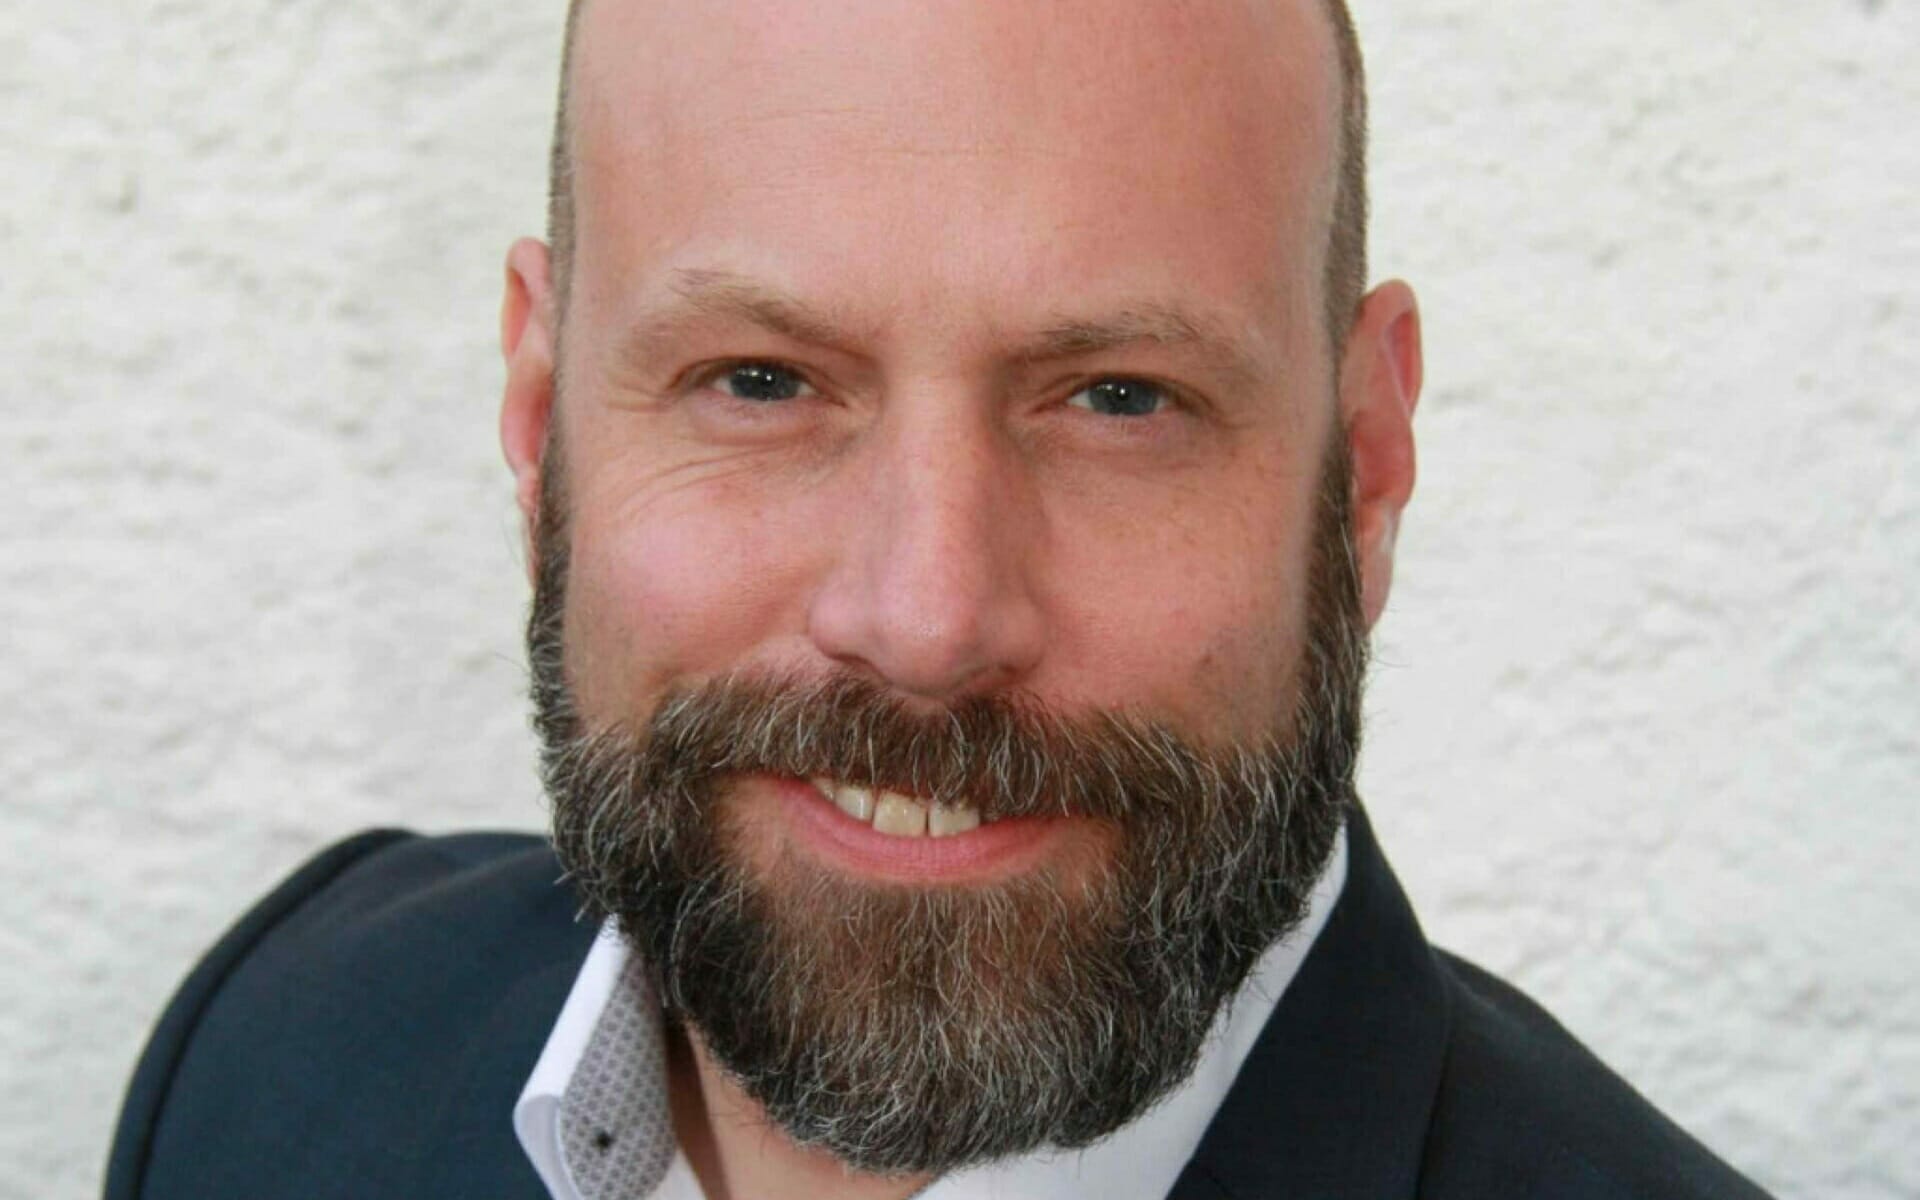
top-left (684, 360), bottom-right (816, 401)
top-left (1065, 377), bottom-right (1187, 418)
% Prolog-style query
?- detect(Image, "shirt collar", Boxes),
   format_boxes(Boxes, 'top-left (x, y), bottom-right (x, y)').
top-left (515, 826), bottom-right (1348, 1200)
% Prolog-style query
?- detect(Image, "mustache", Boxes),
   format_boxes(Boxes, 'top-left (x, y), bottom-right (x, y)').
top-left (541, 669), bottom-right (1304, 827)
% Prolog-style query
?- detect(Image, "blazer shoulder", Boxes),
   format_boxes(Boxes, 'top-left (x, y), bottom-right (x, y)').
top-left (106, 828), bottom-right (584, 1200)
top-left (1419, 950), bottom-right (1775, 1200)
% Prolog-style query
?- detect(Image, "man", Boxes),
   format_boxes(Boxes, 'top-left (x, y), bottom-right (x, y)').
top-left (107, 1), bottom-right (1774, 1197)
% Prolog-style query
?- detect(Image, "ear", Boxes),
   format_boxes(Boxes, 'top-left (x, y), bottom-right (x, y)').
top-left (500, 237), bottom-right (559, 585)
top-left (1336, 280), bottom-right (1423, 630)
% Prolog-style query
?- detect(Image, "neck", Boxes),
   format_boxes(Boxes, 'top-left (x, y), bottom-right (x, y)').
top-left (667, 1021), bottom-right (934, 1200)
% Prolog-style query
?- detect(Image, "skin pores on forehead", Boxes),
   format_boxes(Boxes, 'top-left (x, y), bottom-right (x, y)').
top-left (565, 0), bottom-right (1339, 330)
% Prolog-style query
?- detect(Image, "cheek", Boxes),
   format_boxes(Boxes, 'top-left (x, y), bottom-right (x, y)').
top-left (1041, 470), bottom-right (1316, 740)
top-left (562, 467), bottom-right (821, 718)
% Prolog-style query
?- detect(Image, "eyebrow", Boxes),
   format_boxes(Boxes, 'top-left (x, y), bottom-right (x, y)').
top-left (1017, 304), bottom-right (1266, 389)
top-left (614, 269), bottom-right (873, 372)
top-left (617, 267), bottom-right (1269, 390)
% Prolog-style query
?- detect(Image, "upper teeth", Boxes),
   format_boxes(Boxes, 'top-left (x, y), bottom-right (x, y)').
top-left (811, 778), bottom-right (985, 838)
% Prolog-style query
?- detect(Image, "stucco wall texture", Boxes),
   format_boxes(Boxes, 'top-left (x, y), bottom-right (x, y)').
top-left (4, 1), bottom-right (1914, 1197)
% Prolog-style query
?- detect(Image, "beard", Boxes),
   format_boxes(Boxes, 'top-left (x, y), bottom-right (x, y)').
top-left (527, 434), bottom-right (1369, 1176)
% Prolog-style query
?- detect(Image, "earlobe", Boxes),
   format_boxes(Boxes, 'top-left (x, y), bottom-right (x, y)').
top-left (1338, 280), bottom-right (1423, 630)
top-left (500, 238), bottom-right (558, 581)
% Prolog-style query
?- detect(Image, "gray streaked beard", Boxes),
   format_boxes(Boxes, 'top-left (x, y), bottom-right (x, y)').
top-left (527, 435), bottom-right (1367, 1176)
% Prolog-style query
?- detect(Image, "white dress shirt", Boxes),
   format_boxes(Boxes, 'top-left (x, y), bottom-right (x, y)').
top-left (515, 827), bottom-right (1347, 1200)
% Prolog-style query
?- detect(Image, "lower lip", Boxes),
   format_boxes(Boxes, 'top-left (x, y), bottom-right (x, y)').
top-left (767, 775), bottom-right (1074, 883)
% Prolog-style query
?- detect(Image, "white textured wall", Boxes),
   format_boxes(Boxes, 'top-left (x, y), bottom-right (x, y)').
top-left (5, 2), bottom-right (1915, 1197)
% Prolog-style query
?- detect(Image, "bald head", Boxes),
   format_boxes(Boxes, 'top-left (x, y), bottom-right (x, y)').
top-left (543, 0), bottom-right (1368, 352)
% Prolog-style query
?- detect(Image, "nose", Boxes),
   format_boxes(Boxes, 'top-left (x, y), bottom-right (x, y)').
top-left (806, 403), bottom-right (1045, 702)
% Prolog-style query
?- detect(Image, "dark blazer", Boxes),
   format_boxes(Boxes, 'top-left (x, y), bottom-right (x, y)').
top-left (106, 808), bottom-right (1773, 1199)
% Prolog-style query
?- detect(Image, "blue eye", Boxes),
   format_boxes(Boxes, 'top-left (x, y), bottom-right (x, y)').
top-left (715, 362), bottom-right (812, 402)
top-left (1067, 379), bottom-right (1168, 417)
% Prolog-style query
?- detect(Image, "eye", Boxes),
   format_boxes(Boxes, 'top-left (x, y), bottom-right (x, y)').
top-left (707, 361), bottom-right (815, 403)
top-left (1066, 378), bottom-right (1170, 418)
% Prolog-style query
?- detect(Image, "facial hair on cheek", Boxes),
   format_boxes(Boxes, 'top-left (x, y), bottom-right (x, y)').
top-left (526, 430), bottom-right (1368, 1174)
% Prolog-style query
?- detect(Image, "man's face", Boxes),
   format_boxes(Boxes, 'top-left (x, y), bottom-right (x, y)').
top-left (511, 0), bottom-right (1389, 1176)
top-left (552, 0), bottom-right (1344, 802)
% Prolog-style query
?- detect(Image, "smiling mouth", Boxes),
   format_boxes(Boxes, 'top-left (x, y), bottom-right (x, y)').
top-left (808, 778), bottom-right (989, 838)
top-left (771, 774), bottom-right (1077, 883)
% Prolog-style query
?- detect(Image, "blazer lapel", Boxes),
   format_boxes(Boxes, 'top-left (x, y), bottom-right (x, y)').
top-left (1168, 804), bottom-right (1452, 1200)
top-left (418, 863), bottom-right (601, 1199)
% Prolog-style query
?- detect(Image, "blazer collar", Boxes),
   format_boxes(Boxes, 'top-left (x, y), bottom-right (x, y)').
top-left (1169, 803), bottom-right (1452, 1200)
top-left (422, 852), bottom-right (601, 1199)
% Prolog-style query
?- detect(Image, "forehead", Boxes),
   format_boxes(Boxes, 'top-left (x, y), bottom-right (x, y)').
top-left (566, 0), bottom-right (1339, 339)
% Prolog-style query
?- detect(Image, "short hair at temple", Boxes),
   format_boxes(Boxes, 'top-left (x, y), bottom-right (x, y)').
top-left (542, 0), bottom-right (1369, 352)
